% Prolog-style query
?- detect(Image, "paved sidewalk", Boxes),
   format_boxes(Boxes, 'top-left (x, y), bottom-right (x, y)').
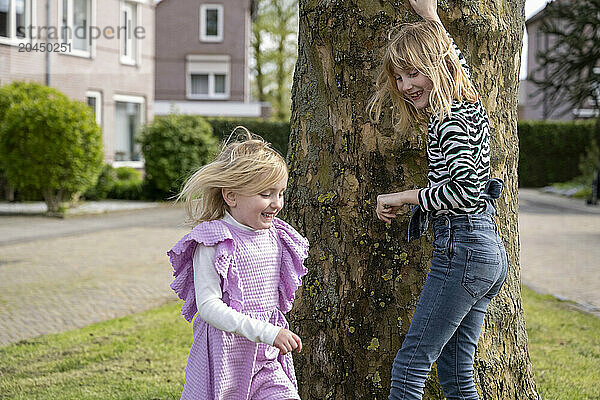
top-left (0, 205), bottom-right (189, 346)
top-left (519, 189), bottom-right (600, 317)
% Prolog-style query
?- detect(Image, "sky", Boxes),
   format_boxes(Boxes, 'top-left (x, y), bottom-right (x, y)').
top-left (521, 0), bottom-right (554, 79)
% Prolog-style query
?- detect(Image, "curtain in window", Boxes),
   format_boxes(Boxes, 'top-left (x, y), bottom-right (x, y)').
top-left (115, 102), bottom-right (142, 161)
top-left (73, 0), bottom-right (88, 51)
top-left (215, 74), bottom-right (226, 94)
top-left (191, 74), bottom-right (209, 95)
top-left (15, 0), bottom-right (26, 38)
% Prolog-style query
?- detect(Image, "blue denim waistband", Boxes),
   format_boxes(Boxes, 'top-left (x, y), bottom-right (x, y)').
top-left (408, 178), bottom-right (504, 241)
top-left (431, 204), bottom-right (497, 232)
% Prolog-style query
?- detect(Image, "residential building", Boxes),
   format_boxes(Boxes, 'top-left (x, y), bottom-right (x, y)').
top-left (154, 0), bottom-right (266, 117)
top-left (521, 2), bottom-right (598, 120)
top-left (0, 0), bottom-right (155, 167)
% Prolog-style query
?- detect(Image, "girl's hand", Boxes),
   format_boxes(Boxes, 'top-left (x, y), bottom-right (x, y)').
top-left (273, 328), bottom-right (302, 355)
top-left (408, 0), bottom-right (442, 23)
top-left (376, 189), bottom-right (420, 223)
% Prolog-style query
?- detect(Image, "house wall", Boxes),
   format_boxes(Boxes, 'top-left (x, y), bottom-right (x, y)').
top-left (155, 0), bottom-right (251, 102)
top-left (0, 0), bottom-right (155, 164)
top-left (522, 6), bottom-right (596, 121)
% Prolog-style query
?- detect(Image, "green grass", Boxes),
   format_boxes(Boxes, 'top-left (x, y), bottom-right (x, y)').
top-left (522, 286), bottom-right (600, 400)
top-left (0, 302), bottom-right (190, 400)
top-left (548, 176), bottom-right (593, 199)
top-left (1, 288), bottom-right (599, 399)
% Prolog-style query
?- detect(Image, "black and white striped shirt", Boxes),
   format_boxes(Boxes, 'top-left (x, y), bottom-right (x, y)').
top-left (417, 42), bottom-right (491, 216)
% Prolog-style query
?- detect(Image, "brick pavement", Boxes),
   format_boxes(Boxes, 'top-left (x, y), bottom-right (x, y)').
top-left (0, 206), bottom-right (189, 346)
top-left (519, 189), bottom-right (600, 318)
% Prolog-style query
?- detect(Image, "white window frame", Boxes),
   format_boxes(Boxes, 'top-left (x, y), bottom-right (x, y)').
top-left (199, 4), bottom-right (223, 42)
top-left (57, 0), bottom-right (95, 58)
top-left (85, 90), bottom-right (102, 126)
top-left (119, 0), bottom-right (142, 66)
top-left (186, 54), bottom-right (229, 100)
top-left (112, 94), bottom-right (145, 168)
top-left (0, 0), bottom-right (35, 46)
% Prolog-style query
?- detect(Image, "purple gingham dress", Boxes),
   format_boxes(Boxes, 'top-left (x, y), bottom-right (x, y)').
top-left (167, 217), bottom-right (309, 400)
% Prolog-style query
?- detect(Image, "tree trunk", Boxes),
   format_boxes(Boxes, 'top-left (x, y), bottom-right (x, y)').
top-left (285, 1), bottom-right (539, 399)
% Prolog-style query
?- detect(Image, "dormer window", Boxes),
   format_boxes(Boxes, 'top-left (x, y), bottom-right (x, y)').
top-left (199, 4), bottom-right (222, 42)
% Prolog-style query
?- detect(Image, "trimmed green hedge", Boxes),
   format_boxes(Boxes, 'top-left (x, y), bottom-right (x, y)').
top-left (205, 118), bottom-right (291, 157)
top-left (84, 165), bottom-right (143, 200)
top-left (518, 120), bottom-right (599, 187)
top-left (138, 114), bottom-right (219, 200)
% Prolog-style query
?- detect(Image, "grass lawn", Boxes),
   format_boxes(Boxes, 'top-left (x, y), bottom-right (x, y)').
top-left (521, 286), bottom-right (600, 400)
top-left (1, 287), bottom-right (599, 399)
top-left (0, 303), bottom-right (190, 400)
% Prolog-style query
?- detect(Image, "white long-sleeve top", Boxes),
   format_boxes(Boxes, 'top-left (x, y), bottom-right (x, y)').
top-left (193, 212), bottom-right (282, 346)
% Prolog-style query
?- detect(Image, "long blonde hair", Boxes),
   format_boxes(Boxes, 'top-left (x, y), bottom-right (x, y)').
top-left (368, 20), bottom-right (478, 131)
top-left (178, 127), bottom-right (288, 225)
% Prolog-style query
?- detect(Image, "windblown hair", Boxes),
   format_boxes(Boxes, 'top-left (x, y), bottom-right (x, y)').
top-left (177, 126), bottom-right (288, 225)
top-left (368, 20), bottom-right (478, 131)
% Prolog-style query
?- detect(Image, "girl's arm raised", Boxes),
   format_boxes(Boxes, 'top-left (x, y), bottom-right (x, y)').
top-left (409, 0), bottom-right (442, 24)
top-left (410, 0), bottom-right (472, 79)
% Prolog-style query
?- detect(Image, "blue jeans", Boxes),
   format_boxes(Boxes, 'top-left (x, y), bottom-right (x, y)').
top-left (389, 207), bottom-right (508, 400)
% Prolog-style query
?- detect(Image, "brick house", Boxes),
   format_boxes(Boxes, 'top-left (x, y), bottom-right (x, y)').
top-left (154, 0), bottom-right (265, 117)
top-left (0, 0), bottom-right (155, 167)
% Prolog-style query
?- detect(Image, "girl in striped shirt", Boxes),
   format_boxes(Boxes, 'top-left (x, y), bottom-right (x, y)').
top-left (369, 1), bottom-right (508, 399)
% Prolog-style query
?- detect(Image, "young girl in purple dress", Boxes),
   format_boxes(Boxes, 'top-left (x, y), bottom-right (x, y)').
top-left (168, 129), bottom-right (309, 399)
top-left (370, 1), bottom-right (508, 399)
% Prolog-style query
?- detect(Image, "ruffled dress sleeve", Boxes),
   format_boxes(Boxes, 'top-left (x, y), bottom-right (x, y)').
top-left (167, 220), bottom-right (244, 322)
top-left (272, 218), bottom-right (309, 313)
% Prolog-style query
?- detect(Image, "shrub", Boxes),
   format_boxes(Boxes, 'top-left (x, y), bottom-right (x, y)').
top-left (518, 120), bottom-right (599, 187)
top-left (579, 139), bottom-right (600, 181)
top-left (0, 82), bottom-right (103, 213)
top-left (205, 118), bottom-right (291, 157)
top-left (84, 165), bottom-right (144, 201)
top-left (84, 164), bottom-right (118, 200)
top-left (138, 114), bottom-right (219, 200)
top-left (109, 167), bottom-right (143, 200)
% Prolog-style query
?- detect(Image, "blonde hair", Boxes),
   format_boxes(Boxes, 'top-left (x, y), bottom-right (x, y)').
top-left (368, 20), bottom-right (478, 131)
top-left (178, 126), bottom-right (288, 225)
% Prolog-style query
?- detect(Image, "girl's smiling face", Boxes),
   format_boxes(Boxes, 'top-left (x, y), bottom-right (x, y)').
top-left (393, 67), bottom-right (434, 110)
top-left (223, 176), bottom-right (288, 230)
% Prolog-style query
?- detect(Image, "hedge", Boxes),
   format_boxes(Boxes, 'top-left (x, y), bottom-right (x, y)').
top-left (205, 118), bottom-right (291, 157)
top-left (84, 165), bottom-right (144, 200)
top-left (138, 114), bottom-right (219, 200)
top-left (518, 120), bottom-right (599, 187)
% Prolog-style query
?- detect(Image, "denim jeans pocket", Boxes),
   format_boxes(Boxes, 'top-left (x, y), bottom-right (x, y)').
top-left (462, 248), bottom-right (501, 298)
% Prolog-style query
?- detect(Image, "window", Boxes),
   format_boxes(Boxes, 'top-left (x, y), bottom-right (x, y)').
top-left (86, 90), bottom-right (102, 126)
top-left (113, 95), bottom-right (145, 164)
top-left (199, 4), bottom-right (223, 42)
top-left (186, 54), bottom-right (229, 99)
top-left (0, 0), bottom-right (32, 42)
top-left (120, 0), bottom-right (140, 65)
top-left (59, 0), bottom-right (92, 56)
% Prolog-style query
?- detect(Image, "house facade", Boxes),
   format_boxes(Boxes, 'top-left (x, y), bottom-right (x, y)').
top-left (521, 3), bottom-right (598, 120)
top-left (0, 0), bottom-right (155, 167)
top-left (154, 0), bottom-right (265, 117)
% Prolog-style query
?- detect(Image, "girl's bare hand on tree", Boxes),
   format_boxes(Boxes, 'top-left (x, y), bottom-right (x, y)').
top-left (376, 189), bottom-right (420, 224)
top-left (408, 0), bottom-right (442, 23)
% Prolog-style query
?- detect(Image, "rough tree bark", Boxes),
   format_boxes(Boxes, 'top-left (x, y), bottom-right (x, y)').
top-left (284, 0), bottom-right (539, 399)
